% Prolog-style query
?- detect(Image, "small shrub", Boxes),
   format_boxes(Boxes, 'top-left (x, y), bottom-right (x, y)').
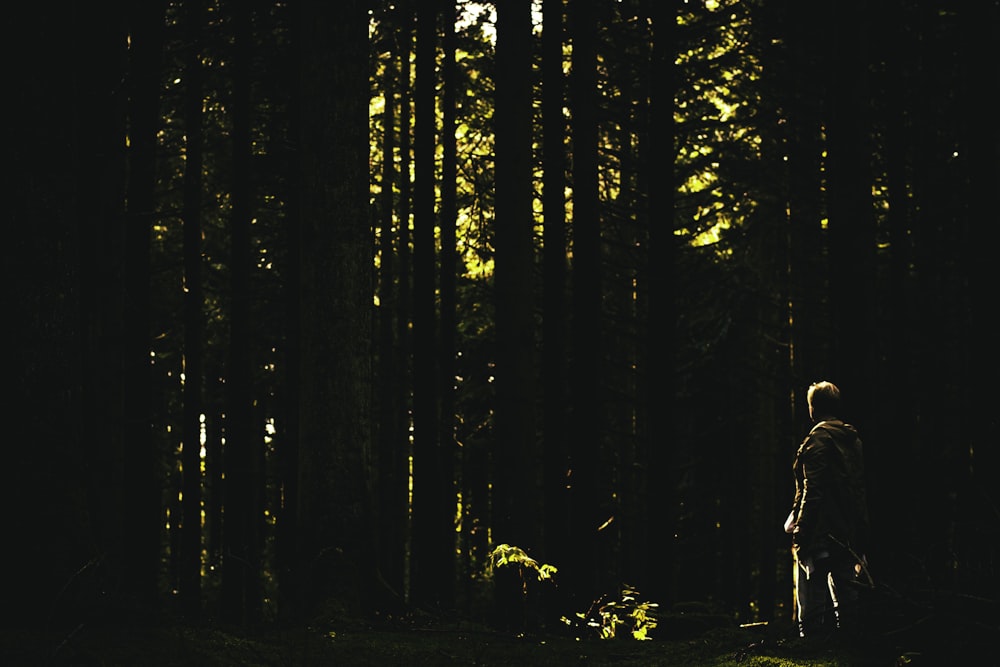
top-left (564, 585), bottom-right (659, 641)
top-left (486, 544), bottom-right (558, 589)
top-left (485, 546), bottom-right (658, 641)
top-left (486, 544), bottom-right (559, 633)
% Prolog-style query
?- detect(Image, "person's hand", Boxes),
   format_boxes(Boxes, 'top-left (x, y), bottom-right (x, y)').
top-left (854, 554), bottom-right (875, 588)
top-left (783, 511), bottom-right (796, 534)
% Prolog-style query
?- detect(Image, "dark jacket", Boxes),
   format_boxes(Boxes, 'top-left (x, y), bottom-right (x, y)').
top-left (790, 419), bottom-right (870, 558)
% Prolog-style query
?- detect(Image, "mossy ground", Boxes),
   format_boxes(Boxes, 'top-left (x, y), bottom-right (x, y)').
top-left (3, 611), bottom-right (974, 667)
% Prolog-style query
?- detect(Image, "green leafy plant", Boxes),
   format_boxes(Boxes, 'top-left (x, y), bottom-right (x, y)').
top-left (486, 544), bottom-right (557, 590)
top-left (565, 585), bottom-right (659, 640)
top-left (486, 546), bottom-right (657, 641)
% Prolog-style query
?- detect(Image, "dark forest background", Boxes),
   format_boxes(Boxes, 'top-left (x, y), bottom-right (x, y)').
top-left (8, 0), bottom-right (999, 649)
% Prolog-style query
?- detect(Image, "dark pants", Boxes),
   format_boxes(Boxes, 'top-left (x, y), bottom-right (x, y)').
top-left (794, 547), bottom-right (861, 638)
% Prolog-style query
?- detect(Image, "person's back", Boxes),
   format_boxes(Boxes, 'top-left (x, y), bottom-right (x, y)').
top-left (788, 382), bottom-right (870, 639)
top-left (795, 419), bottom-right (869, 558)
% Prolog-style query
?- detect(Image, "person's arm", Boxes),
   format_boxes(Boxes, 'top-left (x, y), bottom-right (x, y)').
top-left (793, 435), bottom-right (830, 553)
top-left (787, 463), bottom-right (804, 534)
top-left (850, 437), bottom-right (870, 554)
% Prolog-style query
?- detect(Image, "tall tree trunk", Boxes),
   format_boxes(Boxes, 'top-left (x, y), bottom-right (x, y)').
top-left (8, 1), bottom-right (127, 627)
top-left (180, 0), bottom-right (206, 619)
top-left (541, 0), bottom-right (571, 573)
top-left (493, 0), bottom-right (541, 556)
top-left (907, 3), bottom-right (963, 584)
top-left (375, 1), bottom-right (408, 605)
top-left (959, 0), bottom-right (1000, 596)
top-left (782, 0), bottom-right (829, 405)
top-left (567, 0), bottom-right (605, 608)
top-left (277, 0), bottom-right (302, 622)
top-left (121, 0), bottom-right (167, 616)
top-left (609, 7), bottom-right (650, 589)
top-left (746, 206), bottom-right (788, 623)
top-left (410, 0), bottom-right (448, 610)
top-left (873, 0), bottom-right (916, 572)
top-left (75, 0), bottom-right (129, 624)
top-left (396, 3), bottom-right (416, 603)
top-left (643, 0), bottom-right (678, 608)
top-left (296, 0), bottom-right (376, 618)
top-left (825, 0), bottom-right (876, 421)
top-left (221, 1), bottom-right (262, 626)
top-left (437, 0), bottom-right (459, 610)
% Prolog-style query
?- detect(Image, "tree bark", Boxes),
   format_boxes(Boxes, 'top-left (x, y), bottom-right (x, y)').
top-left (296, 0), bottom-right (375, 618)
top-left (437, 0), bottom-right (459, 610)
top-left (375, 0), bottom-right (409, 605)
top-left (221, 1), bottom-right (263, 627)
top-left (643, 0), bottom-right (678, 608)
top-left (541, 0), bottom-right (571, 573)
top-left (410, 0), bottom-right (449, 610)
top-left (121, 0), bottom-right (167, 617)
top-left (180, 0), bottom-right (206, 620)
top-left (493, 0), bottom-right (542, 558)
top-left (567, 0), bottom-right (606, 608)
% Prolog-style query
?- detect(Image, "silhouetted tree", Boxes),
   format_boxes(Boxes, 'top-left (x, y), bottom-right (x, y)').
top-left (121, 0), bottom-right (167, 616)
top-left (641, 0), bottom-right (677, 608)
top-left (295, 0), bottom-right (376, 619)
top-left (541, 0), bottom-right (571, 573)
top-left (221, 1), bottom-right (263, 627)
top-left (493, 0), bottom-right (542, 558)
top-left (567, 0), bottom-right (606, 609)
top-left (180, 0), bottom-right (206, 620)
top-left (374, 0), bottom-right (410, 605)
top-left (409, 0), bottom-right (450, 611)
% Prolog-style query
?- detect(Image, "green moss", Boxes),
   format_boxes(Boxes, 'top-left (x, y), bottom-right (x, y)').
top-left (2, 620), bottom-right (912, 667)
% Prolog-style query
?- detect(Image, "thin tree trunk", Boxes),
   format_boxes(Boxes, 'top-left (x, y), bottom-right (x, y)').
top-left (410, 0), bottom-right (447, 610)
top-left (438, 0), bottom-right (459, 610)
top-left (396, 3), bottom-right (415, 602)
top-left (121, 0), bottom-right (167, 615)
top-left (826, 0), bottom-right (876, 419)
top-left (609, 9), bottom-right (649, 588)
top-left (874, 0), bottom-right (916, 572)
top-left (568, 0), bottom-right (605, 608)
top-left (782, 0), bottom-right (829, 402)
top-left (205, 377), bottom-right (225, 577)
top-left (907, 3), bottom-right (961, 583)
top-left (959, 0), bottom-right (1000, 596)
top-left (221, 1), bottom-right (262, 626)
top-left (541, 0), bottom-right (570, 572)
top-left (180, 0), bottom-right (206, 619)
top-left (376, 2), bottom-right (407, 604)
top-left (277, 0), bottom-right (302, 622)
top-left (643, 0), bottom-right (677, 607)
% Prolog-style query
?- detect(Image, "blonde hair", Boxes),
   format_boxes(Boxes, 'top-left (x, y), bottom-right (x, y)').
top-left (807, 381), bottom-right (841, 418)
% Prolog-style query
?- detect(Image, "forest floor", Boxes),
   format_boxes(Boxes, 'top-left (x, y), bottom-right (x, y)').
top-left (3, 605), bottom-right (991, 667)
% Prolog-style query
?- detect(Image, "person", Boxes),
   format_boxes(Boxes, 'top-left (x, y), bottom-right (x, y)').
top-left (785, 380), bottom-right (871, 639)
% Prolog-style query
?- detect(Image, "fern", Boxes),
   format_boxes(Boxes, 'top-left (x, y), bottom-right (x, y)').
top-left (564, 585), bottom-right (659, 641)
top-left (487, 544), bottom-right (557, 583)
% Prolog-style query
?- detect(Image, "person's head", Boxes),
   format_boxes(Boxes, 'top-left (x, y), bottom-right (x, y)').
top-left (807, 381), bottom-right (841, 421)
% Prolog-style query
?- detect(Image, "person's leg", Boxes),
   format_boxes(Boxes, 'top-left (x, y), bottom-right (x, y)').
top-left (796, 555), bottom-right (836, 638)
top-left (794, 556), bottom-right (808, 637)
top-left (827, 552), bottom-right (861, 635)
